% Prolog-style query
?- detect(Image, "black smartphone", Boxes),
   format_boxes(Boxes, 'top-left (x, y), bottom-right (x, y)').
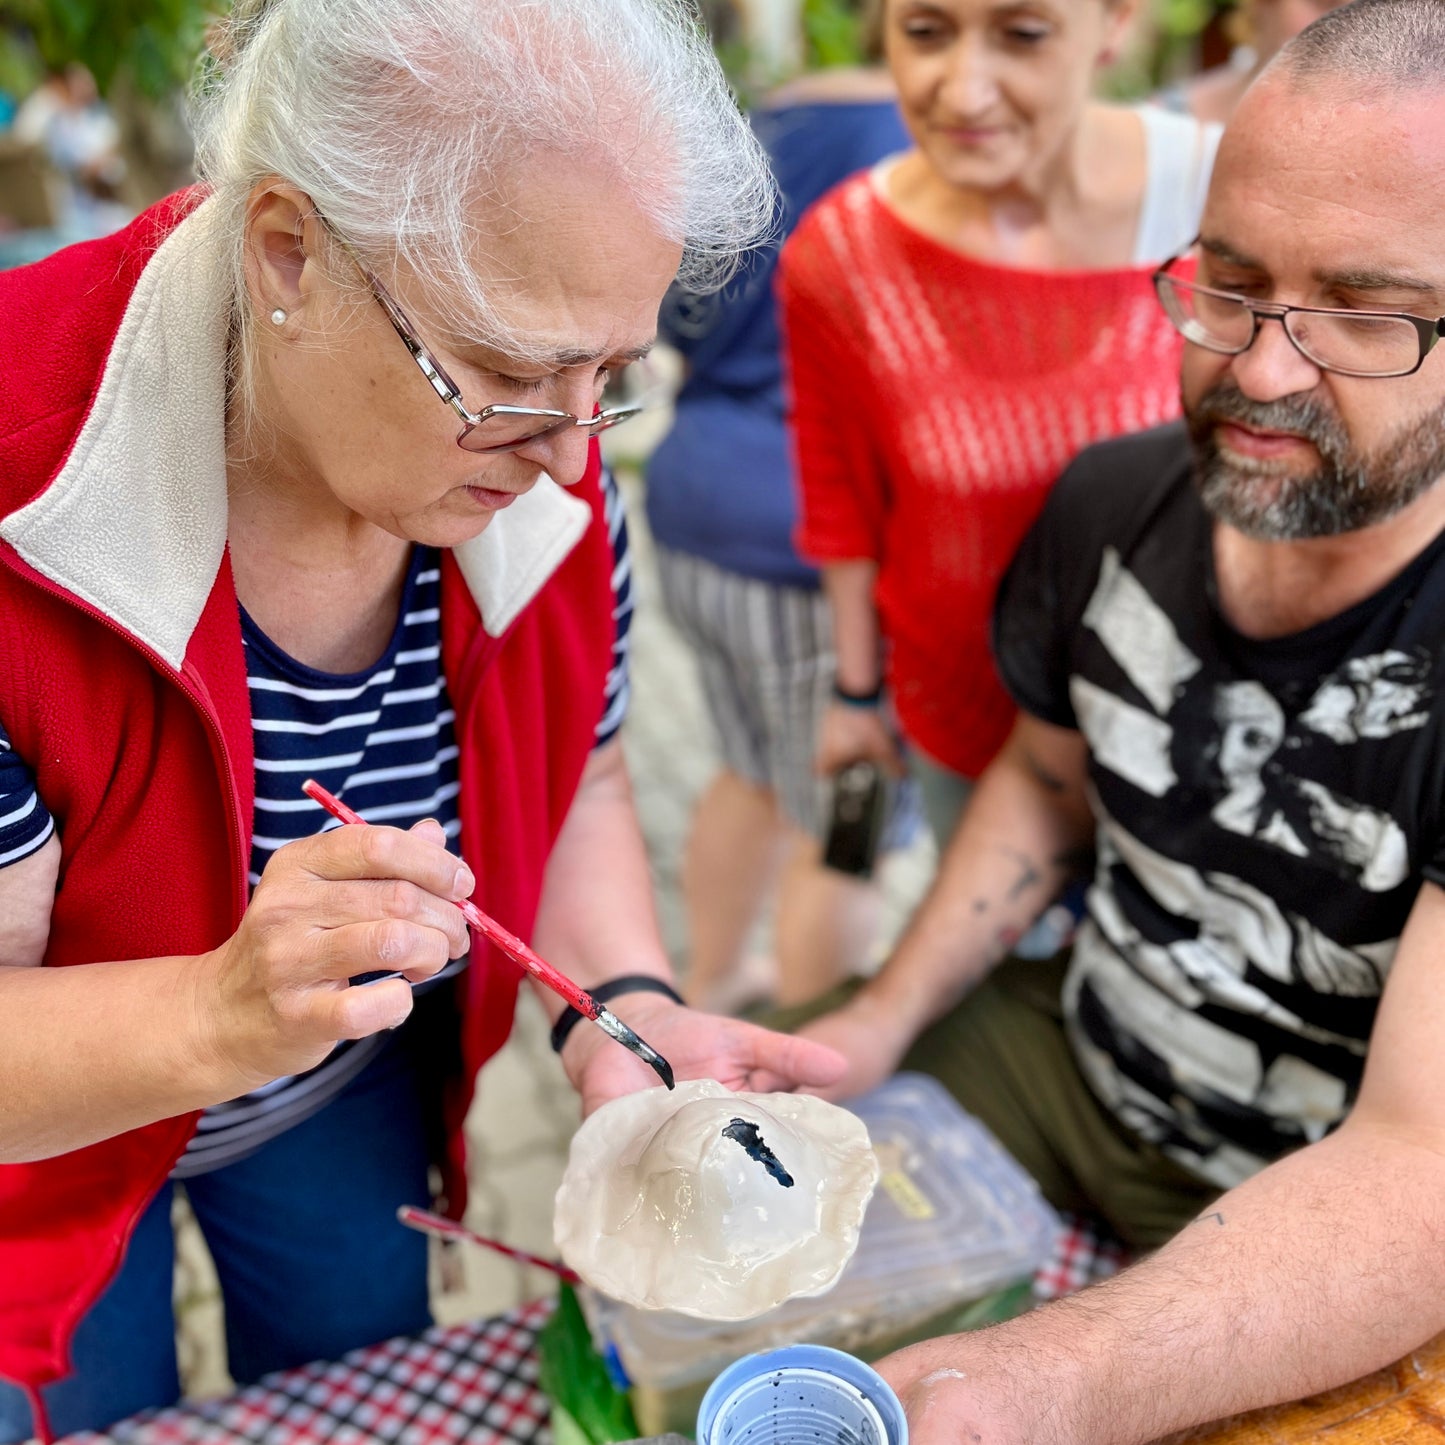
top-left (822, 760), bottom-right (888, 879)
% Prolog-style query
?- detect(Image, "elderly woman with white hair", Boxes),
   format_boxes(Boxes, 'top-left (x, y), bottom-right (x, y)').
top-left (0, 1), bottom-right (846, 1436)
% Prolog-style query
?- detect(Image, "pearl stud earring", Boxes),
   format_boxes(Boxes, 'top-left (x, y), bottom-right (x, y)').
top-left (270, 308), bottom-right (287, 325)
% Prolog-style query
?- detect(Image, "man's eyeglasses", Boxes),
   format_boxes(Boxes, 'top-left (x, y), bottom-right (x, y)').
top-left (1153, 250), bottom-right (1445, 380)
top-left (317, 214), bottom-right (643, 454)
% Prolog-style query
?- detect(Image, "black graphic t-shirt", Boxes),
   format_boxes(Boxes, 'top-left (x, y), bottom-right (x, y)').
top-left (995, 421), bottom-right (1445, 1188)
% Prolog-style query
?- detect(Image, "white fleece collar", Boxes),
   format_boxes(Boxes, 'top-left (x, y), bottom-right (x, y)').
top-left (0, 199), bottom-right (592, 672)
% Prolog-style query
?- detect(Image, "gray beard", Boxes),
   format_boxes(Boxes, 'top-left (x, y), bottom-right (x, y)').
top-left (1186, 383), bottom-right (1445, 541)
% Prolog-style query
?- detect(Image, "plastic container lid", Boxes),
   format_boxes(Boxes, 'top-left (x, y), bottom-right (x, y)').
top-left (583, 1072), bottom-right (1059, 1389)
top-left (697, 1345), bottom-right (908, 1445)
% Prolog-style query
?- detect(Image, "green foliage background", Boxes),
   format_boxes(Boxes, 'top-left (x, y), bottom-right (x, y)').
top-left (0, 0), bottom-right (1229, 110)
top-left (799, 0), bottom-right (1228, 91)
top-left (0, 0), bottom-right (215, 101)
top-left (802, 0), bottom-right (868, 69)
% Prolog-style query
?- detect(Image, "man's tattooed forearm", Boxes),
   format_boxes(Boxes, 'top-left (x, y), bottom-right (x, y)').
top-left (1023, 748), bottom-right (1068, 793)
top-left (1003, 847), bottom-right (1043, 900)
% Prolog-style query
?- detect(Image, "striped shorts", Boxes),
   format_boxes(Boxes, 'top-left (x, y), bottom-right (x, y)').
top-left (656, 547), bottom-right (837, 835)
top-left (657, 547), bottom-right (921, 856)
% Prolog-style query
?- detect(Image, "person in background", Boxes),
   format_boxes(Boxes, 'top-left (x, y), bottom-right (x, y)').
top-left (799, 4), bottom-right (1445, 1438)
top-left (1155, 0), bottom-right (1350, 124)
top-left (646, 1), bottom-right (915, 1012)
top-left (10, 64), bottom-right (127, 218)
top-left (780, 0), bottom-right (1219, 859)
top-left (0, 1), bottom-right (844, 1438)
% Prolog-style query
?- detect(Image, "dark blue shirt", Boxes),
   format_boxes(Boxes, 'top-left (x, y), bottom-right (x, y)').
top-left (646, 94), bottom-right (909, 589)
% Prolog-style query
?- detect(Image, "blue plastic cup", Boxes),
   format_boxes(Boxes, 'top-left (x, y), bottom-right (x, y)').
top-left (696, 1344), bottom-right (908, 1445)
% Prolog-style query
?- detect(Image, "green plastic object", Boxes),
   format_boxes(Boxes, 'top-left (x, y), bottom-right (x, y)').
top-left (539, 1277), bottom-right (1034, 1441)
top-left (537, 1286), bottom-right (640, 1444)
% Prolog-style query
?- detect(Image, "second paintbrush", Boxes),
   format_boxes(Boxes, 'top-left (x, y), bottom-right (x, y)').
top-left (301, 778), bottom-right (676, 1090)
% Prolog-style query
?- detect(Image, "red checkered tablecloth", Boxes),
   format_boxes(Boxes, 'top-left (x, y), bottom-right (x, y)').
top-left (62, 1216), bottom-right (1124, 1444)
top-left (1034, 1210), bottom-right (1129, 1301)
top-left (65, 1299), bottom-right (554, 1445)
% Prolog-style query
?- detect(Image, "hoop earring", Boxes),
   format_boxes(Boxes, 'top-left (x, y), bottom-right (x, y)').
top-left (270, 308), bottom-right (288, 325)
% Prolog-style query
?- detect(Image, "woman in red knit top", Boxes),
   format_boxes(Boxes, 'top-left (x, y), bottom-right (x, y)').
top-left (780, 0), bottom-right (1219, 847)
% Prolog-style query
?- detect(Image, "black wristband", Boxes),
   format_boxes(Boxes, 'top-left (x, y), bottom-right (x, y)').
top-left (549, 974), bottom-right (686, 1056)
top-left (832, 679), bottom-right (884, 708)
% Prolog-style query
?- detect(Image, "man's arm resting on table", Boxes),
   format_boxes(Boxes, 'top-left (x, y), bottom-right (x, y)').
top-left (878, 880), bottom-right (1445, 1445)
top-left (818, 714), bottom-right (1094, 1054)
top-left (871, 714), bottom-right (1094, 1035)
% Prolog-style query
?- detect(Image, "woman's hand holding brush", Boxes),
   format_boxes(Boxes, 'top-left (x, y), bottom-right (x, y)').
top-left (196, 818), bottom-right (471, 1091)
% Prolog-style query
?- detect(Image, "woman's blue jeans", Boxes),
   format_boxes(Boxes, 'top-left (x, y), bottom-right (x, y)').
top-left (0, 1035), bottom-right (434, 1442)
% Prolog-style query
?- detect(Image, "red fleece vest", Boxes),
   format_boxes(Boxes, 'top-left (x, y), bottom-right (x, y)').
top-left (0, 197), bottom-right (613, 1397)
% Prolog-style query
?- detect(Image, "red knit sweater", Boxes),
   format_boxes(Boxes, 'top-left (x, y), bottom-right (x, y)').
top-left (779, 171), bottom-right (1188, 777)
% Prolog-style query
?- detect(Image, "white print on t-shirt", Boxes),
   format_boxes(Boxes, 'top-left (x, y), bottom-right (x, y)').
top-left (1299, 650), bottom-right (1432, 744)
top-left (1068, 915), bottom-right (1357, 1187)
top-left (1087, 805), bottom-right (1392, 1012)
top-left (1069, 804), bottom-right (1393, 1186)
top-left (1079, 553), bottom-right (1421, 893)
top-left (1081, 548), bottom-right (1202, 713)
top-left (1072, 917), bottom-right (1355, 1129)
top-left (1069, 678), bottom-right (1177, 797)
top-left (1211, 682), bottom-right (1289, 839)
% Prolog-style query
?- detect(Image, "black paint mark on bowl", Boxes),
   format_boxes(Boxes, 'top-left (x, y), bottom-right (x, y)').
top-left (722, 1117), bottom-right (795, 1188)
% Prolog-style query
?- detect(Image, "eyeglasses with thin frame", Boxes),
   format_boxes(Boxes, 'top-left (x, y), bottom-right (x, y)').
top-left (1153, 247), bottom-right (1445, 380)
top-left (315, 213), bottom-right (644, 454)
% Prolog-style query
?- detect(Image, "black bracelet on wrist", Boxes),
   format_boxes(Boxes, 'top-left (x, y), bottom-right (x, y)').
top-left (549, 974), bottom-right (686, 1056)
top-left (832, 679), bottom-right (884, 708)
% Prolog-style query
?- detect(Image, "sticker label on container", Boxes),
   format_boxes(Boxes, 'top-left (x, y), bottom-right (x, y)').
top-left (879, 1169), bottom-right (935, 1220)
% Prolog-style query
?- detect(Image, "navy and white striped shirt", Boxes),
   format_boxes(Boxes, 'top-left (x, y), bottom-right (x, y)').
top-left (177, 543), bottom-right (464, 1176)
top-left (598, 471), bottom-right (633, 741)
top-left (0, 731), bottom-right (53, 867)
top-left (1, 472), bottom-right (633, 1173)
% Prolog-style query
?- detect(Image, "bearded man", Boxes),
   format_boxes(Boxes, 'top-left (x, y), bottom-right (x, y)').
top-left (797, 0), bottom-right (1445, 1436)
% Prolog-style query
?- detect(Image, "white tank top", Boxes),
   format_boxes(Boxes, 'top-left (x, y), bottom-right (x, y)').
top-left (1133, 106), bottom-right (1223, 264)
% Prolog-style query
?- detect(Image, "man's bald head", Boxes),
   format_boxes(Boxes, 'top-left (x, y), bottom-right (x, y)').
top-left (1275, 0), bottom-right (1445, 97)
top-left (1182, 0), bottom-right (1445, 543)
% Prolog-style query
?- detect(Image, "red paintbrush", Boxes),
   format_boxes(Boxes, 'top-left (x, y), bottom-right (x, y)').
top-left (301, 778), bottom-right (676, 1089)
top-left (396, 1205), bottom-right (583, 1285)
